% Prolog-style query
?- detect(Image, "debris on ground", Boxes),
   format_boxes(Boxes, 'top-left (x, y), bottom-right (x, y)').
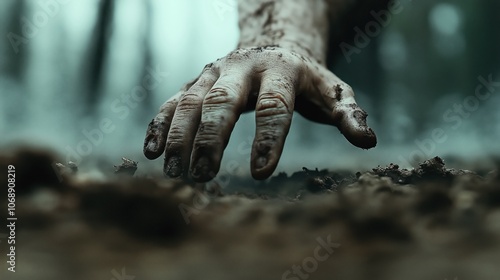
top-left (113, 157), bottom-right (138, 176)
top-left (1, 149), bottom-right (499, 280)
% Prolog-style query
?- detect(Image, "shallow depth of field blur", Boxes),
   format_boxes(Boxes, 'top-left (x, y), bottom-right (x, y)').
top-left (1, 2), bottom-right (500, 280)
top-left (0, 0), bottom-right (499, 176)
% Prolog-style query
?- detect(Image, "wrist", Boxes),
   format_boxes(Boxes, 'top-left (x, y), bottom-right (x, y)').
top-left (236, 0), bottom-right (330, 65)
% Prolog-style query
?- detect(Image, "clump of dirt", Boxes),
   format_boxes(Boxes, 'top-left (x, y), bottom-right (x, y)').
top-left (113, 157), bottom-right (138, 176)
top-left (1, 148), bottom-right (499, 280)
top-left (371, 156), bottom-right (477, 185)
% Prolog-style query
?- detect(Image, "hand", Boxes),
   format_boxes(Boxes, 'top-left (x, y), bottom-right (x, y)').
top-left (143, 46), bottom-right (376, 182)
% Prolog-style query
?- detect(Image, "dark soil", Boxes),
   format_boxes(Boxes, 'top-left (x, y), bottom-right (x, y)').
top-left (1, 148), bottom-right (499, 280)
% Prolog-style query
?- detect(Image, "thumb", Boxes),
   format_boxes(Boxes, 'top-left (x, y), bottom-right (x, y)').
top-left (319, 77), bottom-right (377, 149)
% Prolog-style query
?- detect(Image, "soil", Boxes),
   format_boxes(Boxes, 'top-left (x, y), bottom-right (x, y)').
top-left (1, 148), bottom-right (499, 280)
top-left (113, 157), bottom-right (138, 176)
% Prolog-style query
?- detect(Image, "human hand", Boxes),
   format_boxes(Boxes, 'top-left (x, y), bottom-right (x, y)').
top-left (144, 46), bottom-right (376, 182)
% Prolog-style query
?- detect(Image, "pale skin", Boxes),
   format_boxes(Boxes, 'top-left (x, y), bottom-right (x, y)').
top-left (144, 0), bottom-right (380, 182)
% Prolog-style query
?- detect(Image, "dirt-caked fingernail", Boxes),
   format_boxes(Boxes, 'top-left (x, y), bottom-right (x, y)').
top-left (144, 131), bottom-right (161, 153)
top-left (164, 156), bottom-right (182, 178)
top-left (191, 157), bottom-right (212, 181)
top-left (145, 139), bottom-right (158, 152)
top-left (255, 156), bottom-right (268, 169)
top-left (255, 142), bottom-right (271, 169)
top-left (144, 119), bottom-right (168, 159)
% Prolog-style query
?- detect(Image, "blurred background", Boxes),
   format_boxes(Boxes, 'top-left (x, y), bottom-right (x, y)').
top-left (0, 0), bottom-right (499, 178)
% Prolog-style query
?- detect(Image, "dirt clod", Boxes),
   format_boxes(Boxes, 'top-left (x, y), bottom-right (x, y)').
top-left (114, 157), bottom-right (138, 176)
top-left (371, 156), bottom-right (474, 185)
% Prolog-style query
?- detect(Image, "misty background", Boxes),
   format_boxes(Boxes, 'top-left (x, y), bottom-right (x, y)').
top-left (0, 0), bottom-right (499, 178)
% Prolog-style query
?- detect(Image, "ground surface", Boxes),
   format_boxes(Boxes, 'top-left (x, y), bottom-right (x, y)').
top-left (1, 148), bottom-right (499, 280)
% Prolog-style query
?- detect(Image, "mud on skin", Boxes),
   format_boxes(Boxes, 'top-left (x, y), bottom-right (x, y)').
top-left (141, 0), bottom-right (386, 182)
top-left (143, 45), bottom-right (379, 181)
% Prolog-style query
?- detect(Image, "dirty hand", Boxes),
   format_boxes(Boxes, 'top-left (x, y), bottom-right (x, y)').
top-left (143, 46), bottom-right (376, 182)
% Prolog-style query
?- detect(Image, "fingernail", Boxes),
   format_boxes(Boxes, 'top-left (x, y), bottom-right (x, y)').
top-left (144, 119), bottom-right (163, 157)
top-left (144, 137), bottom-right (159, 160)
top-left (191, 157), bottom-right (211, 180)
top-left (165, 156), bottom-right (182, 177)
top-left (144, 138), bottom-right (158, 152)
top-left (255, 142), bottom-right (271, 170)
top-left (255, 156), bottom-right (268, 169)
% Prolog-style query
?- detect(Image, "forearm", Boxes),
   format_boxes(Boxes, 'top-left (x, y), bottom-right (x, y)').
top-left (237, 0), bottom-right (331, 65)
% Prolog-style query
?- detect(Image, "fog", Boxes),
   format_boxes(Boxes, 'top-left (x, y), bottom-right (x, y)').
top-left (1, 0), bottom-right (499, 178)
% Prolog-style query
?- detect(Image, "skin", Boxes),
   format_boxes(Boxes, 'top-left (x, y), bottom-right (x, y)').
top-left (144, 0), bottom-right (378, 182)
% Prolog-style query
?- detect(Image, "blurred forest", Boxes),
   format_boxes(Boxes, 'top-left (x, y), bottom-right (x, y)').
top-left (0, 0), bottom-right (499, 175)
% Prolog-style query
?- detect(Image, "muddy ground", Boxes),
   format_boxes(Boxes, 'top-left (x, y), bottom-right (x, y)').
top-left (1, 148), bottom-right (500, 280)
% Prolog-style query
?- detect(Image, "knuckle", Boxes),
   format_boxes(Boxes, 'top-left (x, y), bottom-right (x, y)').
top-left (268, 50), bottom-right (305, 71)
top-left (166, 125), bottom-right (186, 145)
top-left (197, 121), bottom-right (222, 139)
top-left (201, 62), bottom-right (219, 76)
top-left (225, 49), bottom-right (248, 61)
top-left (183, 72), bottom-right (218, 94)
top-left (159, 97), bottom-right (178, 113)
top-left (256, 92), bottom-right (292, 117)
top-left (203, 63), bottom-right (214, 71)
top-left (165, 139), bottom-right (184, 153)
top-left (255, 113), bottom-right (291, 138)
top-left (177, 92), bottom-right (203, 111)
top-left (282, 52), bottom-right (305, 69)
top-left (204, 88), bottom-right (235, 106)
top-left (194, 135), bottom-right (220, 151)
top-left (182, 77), bottom-right (199, 91)
top-left (338, 83), bottom-right (354, 97)
top-left (256, 101), bottom-right (287, 118)
top-left (323, 83), bottom-right (355, 105)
